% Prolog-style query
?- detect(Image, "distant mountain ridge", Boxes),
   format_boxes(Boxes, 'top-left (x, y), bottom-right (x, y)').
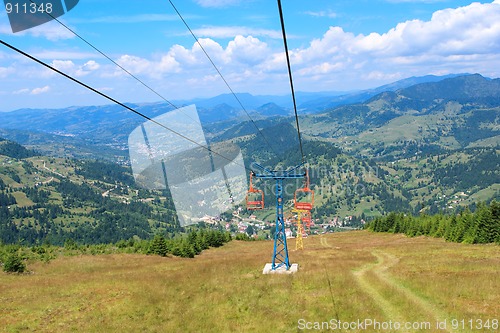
top-left (0, 73), bottom-right (498, 247)
top-left (298, 73), bottom-right (467, 112)
top-left (0, 73), bottom-right (497, 160)
top-left (303, 74), bottom-right (499, 157)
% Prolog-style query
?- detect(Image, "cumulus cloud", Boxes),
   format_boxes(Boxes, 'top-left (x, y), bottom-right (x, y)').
top-left (82, 60), bottom-right (100, 71)
top-left (2, 1), bottom-right (499, 104)
top-left (226, 35), bottom-right (269, 64)
top-left (286, 1), bottom-right (500, 88)
top-left (111, 36), bottom-right (267, 79)
top-left (50, 59), bottom-right (101, 77)
top-left (31, 86), bottom-right (50, 95)
top-left (114, 53), bottom-right (180, 78)
top-left (93, 0), bottom-right (500, 93)
top-left (293, 1), bottom-right (500, 66)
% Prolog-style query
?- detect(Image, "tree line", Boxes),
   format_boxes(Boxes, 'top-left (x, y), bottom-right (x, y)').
top-left (0, 228), bottom-right (232, 273)
top-left (147, 229), bottom-right (232, 258)
top-left (367, 201), bottom-right (500, 244)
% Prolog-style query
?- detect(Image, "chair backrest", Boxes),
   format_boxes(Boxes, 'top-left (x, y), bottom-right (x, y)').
top-left (294, 169), bottom-right (314, 211)
top-left (246, 172), bottom-right (264, 210)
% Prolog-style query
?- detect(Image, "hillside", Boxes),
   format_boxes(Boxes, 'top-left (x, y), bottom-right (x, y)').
top-left (0, 74), bottom-right (499, 245)
top-left (0, 136), bottom-right (498, 246)
top-left (0, 140), bottom-right (182, 245)
top-left (1, 231), bottom-right (498, 332)
top-left (304, 74), bottom-right (500, 157)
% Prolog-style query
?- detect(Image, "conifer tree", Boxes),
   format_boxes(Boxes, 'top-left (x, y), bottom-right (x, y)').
top-left (149, 234), bottom-right (168, 257)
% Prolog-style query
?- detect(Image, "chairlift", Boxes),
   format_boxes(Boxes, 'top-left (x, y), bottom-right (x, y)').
top-left (246, 172), bottom-right (264, 210)
top-left (294, 169), bottom-right (314, 211)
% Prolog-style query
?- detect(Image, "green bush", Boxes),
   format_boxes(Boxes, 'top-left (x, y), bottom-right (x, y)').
top-left (3, 252), bottom-right (26, 273)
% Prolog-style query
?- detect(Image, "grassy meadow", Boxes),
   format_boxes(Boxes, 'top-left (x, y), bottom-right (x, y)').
top-left (1, 231), bottom-right (498, 332)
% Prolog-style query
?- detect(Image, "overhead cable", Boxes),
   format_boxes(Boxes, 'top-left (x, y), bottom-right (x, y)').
top-left (277, 0), bottom-right (305, 163)
top-left (28, 0), bottom-right (178, 109)
top-left (0, 39), bottom-right (251, 173)
top-left (168, 0), bottom-right (284, 161)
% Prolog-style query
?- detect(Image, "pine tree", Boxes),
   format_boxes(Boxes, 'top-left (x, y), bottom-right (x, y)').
top-left (195, 229), bottom-right (208, 251)
top-left (490, 200), bottom-right (500, 244)
top-left (149, 234), bottom-right (168, 257)
top-left (474, 202), bottom-right (496, 243)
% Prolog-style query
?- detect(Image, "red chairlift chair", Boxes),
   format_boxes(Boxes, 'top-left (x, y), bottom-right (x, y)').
top-left (294, 169), bottom-right (314, 211)
top-left (246, 172), bottom-right (264, 210)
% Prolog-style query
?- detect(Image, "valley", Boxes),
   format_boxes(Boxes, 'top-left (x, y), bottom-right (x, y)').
top-left (0, 74), bottom-right (499, 246)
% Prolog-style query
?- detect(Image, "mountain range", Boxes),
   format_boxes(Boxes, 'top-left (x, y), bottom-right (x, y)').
top-left (1, 73), bottom-right (497, 160)
top-left (0, 73), bottom-right (499, 245)
top-left (302, 74), bottom-right (499, 158)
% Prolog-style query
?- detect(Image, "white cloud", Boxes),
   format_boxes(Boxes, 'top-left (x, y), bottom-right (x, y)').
top-left (110, 53), bottom-right (180, 79)
top-left (82, 60), bottom-right (100, 71)
top-left (50, 59), bottom-right (101, 77)
top-left (158, 35), bottom-right (270, 74)
top-left (285, 1), bottom-right (500, 89)
top-left (1, 1), bottom-right (499, 106)
top-left (51, 60), bottom-right (75, 72)
top-left (226, 35), bottom-right (269, 65)
top-left (304, 10), bottom-right (338, 18)
top-left (31, 86), bottom-right (50, 95)
top-left (116, 55), bottom-right (153, 75)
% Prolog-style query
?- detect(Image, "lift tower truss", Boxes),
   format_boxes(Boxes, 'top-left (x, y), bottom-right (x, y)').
top-left (252, 163), bottom-right (305, 270)
top-left (292, 208), bottom-right (309, 250)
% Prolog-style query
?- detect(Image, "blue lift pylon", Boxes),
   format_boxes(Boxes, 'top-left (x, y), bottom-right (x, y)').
top-left (251, 163), bottom-right (305, 270)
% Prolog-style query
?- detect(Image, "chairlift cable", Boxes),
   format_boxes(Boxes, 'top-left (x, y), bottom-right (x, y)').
top-left (32, 0), bottom-right (284, 164)
top-left (168, 0), bottom-right (284, 161)
top-left (0, 39), bottom-right (255, 173)
top-left (277, 0), bottom-right (305, 163)
top-left (26, 0), bottom-right (178, 110)
top-left (24, 0), bottom-right (276, 172)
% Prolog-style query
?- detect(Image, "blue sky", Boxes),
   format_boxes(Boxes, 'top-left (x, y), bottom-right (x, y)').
top-left (0, 0), bottom-right (499, 111)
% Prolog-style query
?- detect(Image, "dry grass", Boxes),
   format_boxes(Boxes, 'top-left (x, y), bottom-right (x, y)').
top-left (0, 231), bottom-right (498, 332)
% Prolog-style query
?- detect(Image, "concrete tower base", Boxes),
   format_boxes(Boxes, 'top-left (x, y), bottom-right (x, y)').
top-left (262, 263), bottom-right (299, 274)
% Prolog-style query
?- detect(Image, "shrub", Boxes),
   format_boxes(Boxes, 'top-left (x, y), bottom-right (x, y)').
top-left (3, 252), bottom-right (26, 273)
